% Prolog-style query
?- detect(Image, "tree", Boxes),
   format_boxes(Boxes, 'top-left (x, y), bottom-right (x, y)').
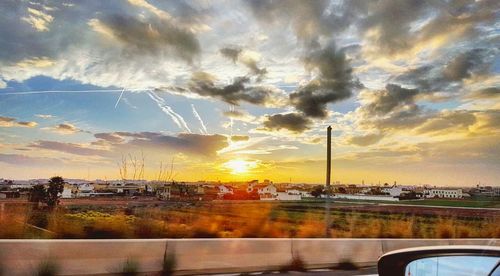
top-left (46, 176), bottom-right (65, 209)
top-left (29, 184), bottom-right (47, 208)
top-left (311, 185), bottom-right (325, 198)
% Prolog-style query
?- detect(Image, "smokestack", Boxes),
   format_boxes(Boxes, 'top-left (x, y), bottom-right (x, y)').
top-left (325, 125), bottom-right (332, 237)
top-left (326, 125), bottom-right (332, 187)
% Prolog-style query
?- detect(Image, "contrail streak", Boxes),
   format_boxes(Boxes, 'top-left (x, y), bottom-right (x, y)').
top-left (0, 89), bottom-right (145, 95)
top-left (191, 104), bottom-right (208, 134)
top-left (229, 105), bottom-right (234, 136)
top-left (114, 89), bottom-right (125, 109)
top-left (147, 91), bottom-right (192, 133)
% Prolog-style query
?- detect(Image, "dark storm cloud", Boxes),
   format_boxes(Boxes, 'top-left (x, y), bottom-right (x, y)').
top-left (289, 44), bottom-right (360, 118)
top-left (261, 113), bottom-right (312, 133)
top-left (188, 72), bottom-right (285, 106)
top-left (94, 14), bottom-right (200, 64)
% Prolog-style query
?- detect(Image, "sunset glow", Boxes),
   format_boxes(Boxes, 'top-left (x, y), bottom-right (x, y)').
top-left (0, 0), bottom-right (498, 186)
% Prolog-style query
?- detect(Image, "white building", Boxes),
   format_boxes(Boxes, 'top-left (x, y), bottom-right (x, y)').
top-left (258, 184), bottom-right (277, 195)
top-left (217, 185), bottom-right (233, 196)
top-left (285, 189), bottom-right (311, 198)
top-left (61, 186), bottom-right (73, 199)
top-left (424, 188), bottom-right (463, 199)
top-left (76, 183), bottom-right (95, 197)
top-left (333, 194), bottom-right (400, 201)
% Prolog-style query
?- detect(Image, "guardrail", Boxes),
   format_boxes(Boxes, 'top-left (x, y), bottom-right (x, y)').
top-left (0, 238), bottom-right (498, 275)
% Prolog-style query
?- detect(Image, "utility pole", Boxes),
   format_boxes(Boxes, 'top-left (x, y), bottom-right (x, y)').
top-left (325, 125), bottom-right (332, 237)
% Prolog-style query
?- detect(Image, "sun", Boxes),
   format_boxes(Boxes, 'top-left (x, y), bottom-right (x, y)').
top-left (223, 159), bottom-right (257, 175)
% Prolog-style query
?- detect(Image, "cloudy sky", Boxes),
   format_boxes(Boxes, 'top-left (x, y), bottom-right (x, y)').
top-left (0, 0), bottom-right (498, 186)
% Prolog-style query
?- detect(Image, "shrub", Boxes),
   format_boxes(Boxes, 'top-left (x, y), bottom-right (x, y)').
top-left (35, 259), bottom-right (59, 276)
top-left (280, 253), bottom-right (306, 272)
top-left (161, 247), bottom-right (176, 276)
top-left (120, 258), bottom-right (139, 276)
top-left (333, 259), bottom-right (358, 270)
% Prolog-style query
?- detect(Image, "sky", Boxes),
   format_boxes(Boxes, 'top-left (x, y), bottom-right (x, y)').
top-left (0, 0), bottom-right (499, 186)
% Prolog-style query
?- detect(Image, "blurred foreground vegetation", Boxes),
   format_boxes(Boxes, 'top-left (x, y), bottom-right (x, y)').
top-left (0, 201), bottom-right (499, 239)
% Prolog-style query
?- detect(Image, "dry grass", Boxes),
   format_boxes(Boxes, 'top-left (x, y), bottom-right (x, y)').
top-left (0, 202), bottom-right (498, 239)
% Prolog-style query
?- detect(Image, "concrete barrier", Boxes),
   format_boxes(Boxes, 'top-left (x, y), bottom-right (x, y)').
top-left (0, 239), bottom-right (498, 275)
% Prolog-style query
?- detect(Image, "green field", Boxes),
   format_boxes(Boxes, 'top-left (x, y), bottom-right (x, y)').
top-left (396, 198), bottom-right (500, 208)
top-left (309, 197), bottom-right (500, 208)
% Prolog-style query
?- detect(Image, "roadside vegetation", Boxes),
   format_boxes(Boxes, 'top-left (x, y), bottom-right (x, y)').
top-left (0, 200), bottom-right (498, 239)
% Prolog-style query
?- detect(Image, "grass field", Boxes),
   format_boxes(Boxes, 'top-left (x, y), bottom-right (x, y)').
top-left (314, 197), bottom-right (500, 208)
top-left (0, 199), bottom-right (498, 239)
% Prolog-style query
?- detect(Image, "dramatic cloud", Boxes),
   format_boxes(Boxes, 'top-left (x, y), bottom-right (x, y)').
top-left (220, 46), bottom-right (267, 80)
top-left (21, 7), bottom-right (54, 32)
top-left (346, 133), bottom-right (384, 146)
top-left (246, 0), bottom-right (348, 45)
top-left (89, 13), bottom-right (200, 64)
top-left (0, 0), bottom-right (204, 90)
top-left (222, 110), bottom-right (256, 123)
top-left (0, 116), bottom-right (38, 128)
top-left (0, 153), bottom-right (62, 166)
top-left (467, 87), bottom-right (500, 100)
top-left (125, 132), bottom-right (229, 156)
top-left (290, 43), bottom-right (360, 118)
top-left (94, 132), bottom-right (125, 144)
top-left (261, 113), bottom-right (312, 133)
top-left (359, 84), bottom-right (419, 116)
top-left (230, 135), bottom-right (249, 142)
top-left (29, 140), bottom-right (109, 156)
top-left (48, 123), bottom-right (83, 135)
top-left (92, 132), bottom-right (229, 157)
top-left (188, 72), bottom-right (286, 107)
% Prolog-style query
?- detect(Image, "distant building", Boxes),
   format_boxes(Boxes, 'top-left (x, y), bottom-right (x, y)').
top-left (217, 185), bottom-right (233, 197)
top-left (424, 188), bottom-right (463, 199)
top-left (156, 184), bottom-right (171, 200)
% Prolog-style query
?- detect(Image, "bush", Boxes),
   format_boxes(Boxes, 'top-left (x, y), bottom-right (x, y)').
top-left (333, 259), bottom-right (358, 270)
top-left (120, 258), bottom-right (139, 276)
top-left (280, 253), bottom-right (306, 272)
top-left (161, 247), bottom-right (176, 276)
top-left (35, 259), bottom-right (59, 276)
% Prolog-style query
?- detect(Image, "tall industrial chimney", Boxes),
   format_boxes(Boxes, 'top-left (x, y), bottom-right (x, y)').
top-left (325, 125), bottom-right (332, 237)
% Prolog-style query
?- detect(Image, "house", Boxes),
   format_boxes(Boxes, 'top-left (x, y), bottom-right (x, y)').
top-left (258, 184), bottom-right (277, 195)
top-left (61, 185), bottom-right (73, 199)
top-left (75, 183), bottom-right (95, 197)
top-left (156, 184), bottom-right (171, 200)
top-left (218, 185), bottom-right (234, 196)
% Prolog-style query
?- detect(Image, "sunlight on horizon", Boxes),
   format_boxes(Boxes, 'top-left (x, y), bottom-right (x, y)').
top-left (223, 159), bottom-right (258, 175)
